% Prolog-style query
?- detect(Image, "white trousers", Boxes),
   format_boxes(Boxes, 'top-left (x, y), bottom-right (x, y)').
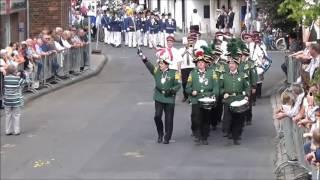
top-left (5, 106), bottom-right (21, 134)
top-left (143, 32), bottom-right (149, 47)
top-left (104, 28), bottom-right (111, 44)
top-left (125, 32), bottom-right (129, 45)
top-left (128, 31), bottom-right (137, 47)
top-left (149, 33), bottom-right (158, 48)
top-left (111, 32), bottom-right (121, 46)
top-left (159, 32), bottom-right (166, 47)
top-left (137, 31), bottom-right (143, 46)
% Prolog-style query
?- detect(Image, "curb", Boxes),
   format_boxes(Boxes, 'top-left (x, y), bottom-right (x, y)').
top-left (24, 55), bottom-right (109, 104)
top-left (0, 55), bottom-right (108, 118)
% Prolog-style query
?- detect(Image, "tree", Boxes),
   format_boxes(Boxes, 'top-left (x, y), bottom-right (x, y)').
top-left (278, 0), bottom-right (320, 26)
top-left (256, 0), bottom-right (298, 32)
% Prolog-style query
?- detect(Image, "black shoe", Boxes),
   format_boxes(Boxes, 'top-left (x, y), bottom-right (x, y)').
top-left (14, 133), bottom-right (20, 136)
top-left (182, 97), bottom-right (188, 102)
top-left (6, 133), bottom-right (13, 136)
top-left (157, 135), bottom-right (163, 143)
top-left (202, 140), bottom-right (209, 145)
top-left (233, 140), bottom-right (241, 145)
top-left (252, 102), bottom-right (256, 106)
top-left (163, 139), bottom-right (169, 144)
top-left (223, 133), bottom-right (229, 137)
top-left (246, 121), bottom-right (252, 126)
top-left (228, 134), bottom-right (233, 139)
top-left (194, 138), bottom-right (201, 145)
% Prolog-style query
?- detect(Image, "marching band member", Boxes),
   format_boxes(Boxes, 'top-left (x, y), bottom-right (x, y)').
top-left (123, 10), bottom-right (129, 46)
top-left (161, 36), bottom-right (183, 71)
top-left (127, 10), bottom-right (137, 48)
top-left (221, 53), bottom-right (250, 145)
top-left (159, 13), bottom-right (167, 47)
top-left (137, 48), bottom-right (181, 144)
top-left (239, 48), bottom-right (258, 125)
top-left (208, 46), bottom-right (226, 129)
top-left (193, 32), bottom-right (208, 51)
top-left (136, 12), bottom-right (144, 47)
top-left (147, 13), bottom-right (159, 49)
top-left (102, 9), bottom-right (111, 44)
top-left (186, 50), bottom-right (220, 145)
top-left (164, 13), bottom-right (176, 47)
top-left (251, 37), bottom-right (268, 98)
top-left (110, 12), bottom-right (122, 48)
top-left (179, 35), bottom-right (196, 102)
top-left (143, 10), bottom-right (151, 47)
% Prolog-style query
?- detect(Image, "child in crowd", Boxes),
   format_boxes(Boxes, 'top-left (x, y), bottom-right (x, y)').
top-left (3, 64), bottom-right (26, 136)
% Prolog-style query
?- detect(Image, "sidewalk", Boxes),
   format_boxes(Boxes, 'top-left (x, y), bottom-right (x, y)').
top-left (0, 54), bottom-right (108, 118)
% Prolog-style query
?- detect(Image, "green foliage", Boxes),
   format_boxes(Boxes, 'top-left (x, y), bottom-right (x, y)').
top-left (257, 0), bottom-right (297, 32)
top-left (311, 69), bottom-right (320, 105)
top-left (227, 39), bottom-right (240, 58)
top-left (278, 0), bottom-right (320, 26)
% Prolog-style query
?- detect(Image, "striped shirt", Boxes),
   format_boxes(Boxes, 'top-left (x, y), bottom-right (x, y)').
top-left (3, 75), bottom-right (25, 107)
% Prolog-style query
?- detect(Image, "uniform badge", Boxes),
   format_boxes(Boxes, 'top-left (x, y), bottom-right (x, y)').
top-left (161, 78), bottom-right (166, 84)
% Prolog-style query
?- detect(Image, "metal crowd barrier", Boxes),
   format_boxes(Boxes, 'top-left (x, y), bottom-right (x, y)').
top-left (0, 44), bottom-right (90, 105)
top-left (287, 56), bottom-right (301, 84)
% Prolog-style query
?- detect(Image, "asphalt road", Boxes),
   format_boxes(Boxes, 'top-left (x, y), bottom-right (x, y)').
top-left (0, 44), bottom-right (286, 179)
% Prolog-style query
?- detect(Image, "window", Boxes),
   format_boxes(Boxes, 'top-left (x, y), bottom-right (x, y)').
top-left (204, 5), bottom-right (210, 19)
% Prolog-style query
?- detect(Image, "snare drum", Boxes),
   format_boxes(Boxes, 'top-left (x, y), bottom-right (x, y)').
top-left (229, 99), bottom-right (249, 113)
top-left (198, 97), bottom-right (217, 110)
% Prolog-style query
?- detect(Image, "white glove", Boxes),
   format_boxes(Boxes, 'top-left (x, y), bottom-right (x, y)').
top-left (244, 96), bottom-right (249, 101)
top-left (224, 93), bottom-right (229, 99)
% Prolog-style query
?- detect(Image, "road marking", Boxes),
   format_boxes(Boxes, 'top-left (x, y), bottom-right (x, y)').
top-left (27, 134), bottom-right (36, 138)
top-left (33, 159), bottom-right (52, 168)
top-left (123, 151), bottom-right (144, 158)
top-left (137, 101), bottom-right (154, 105)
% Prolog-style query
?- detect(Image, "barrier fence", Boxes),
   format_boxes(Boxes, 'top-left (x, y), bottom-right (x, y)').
top-left (0, 44), bottom-right (90, 102)
top-left (274, 56), bottom-right (320, 179)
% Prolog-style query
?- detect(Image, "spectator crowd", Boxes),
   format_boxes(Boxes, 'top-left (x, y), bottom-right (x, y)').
top-left (0, 25), bottom-right (90, 136)
top-left (274, 38), bottom-right (320, 171)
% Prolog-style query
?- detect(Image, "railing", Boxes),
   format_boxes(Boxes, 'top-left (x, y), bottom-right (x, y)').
top-left (0, 44), bottom-right (90, 102)
top-left (274, 55), bottom-right (320, 179)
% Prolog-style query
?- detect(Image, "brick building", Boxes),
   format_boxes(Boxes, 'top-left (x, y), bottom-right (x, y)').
top-left (0, 0), bottom-right (27, 48)
top-left (29, 0), bottom-right (71, 37)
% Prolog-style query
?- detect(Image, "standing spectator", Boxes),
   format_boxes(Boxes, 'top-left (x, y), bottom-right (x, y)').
top-left (216, 6), bottom-right (227, 32)
top-left (190, 9), bottom-right (201, 33)
top-left (281, 33), bottom-right (301, 76)
top-left (3, 64), bottom-right (26, 136)
top-left (226, 7), bottom-right (235, 33)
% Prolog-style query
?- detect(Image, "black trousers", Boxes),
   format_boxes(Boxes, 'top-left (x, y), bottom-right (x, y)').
top-left (256, 83), bottom-right (262, 98)
top-left (190, 25), bottom-right (199, 32)
top-left (181, 68), bottom-right (193, 99)
top-left (154, 101), bottom-right (175, 141)
top-left (245, 93), bottom-right (253, 123)
top-left (211, 97), bottom-right (223, 127)
top-left (191, 104), bottom-right (211, 140)
top-left (222, 104), bottom-right (245, 140)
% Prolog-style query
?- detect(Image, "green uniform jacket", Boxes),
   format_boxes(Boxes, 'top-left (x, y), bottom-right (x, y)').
top-left (220, 71), bottom-right (250, 105)
top-left (239, 59), bottom-right (258, 88)
top-left (144, 61), bottom-right (181, 104)
top-left (186, 68), bottom-right (220, 104)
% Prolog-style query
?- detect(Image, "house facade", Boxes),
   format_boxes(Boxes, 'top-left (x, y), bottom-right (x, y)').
top-left (146, 0), bottom-right (247, 35)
